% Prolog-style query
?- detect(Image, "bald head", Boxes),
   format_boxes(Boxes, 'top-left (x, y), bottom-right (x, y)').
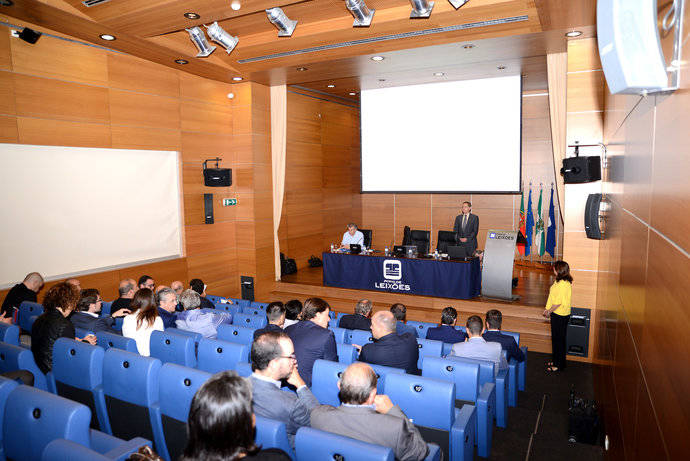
top-left (338, 362), bottom-right (377, 405)
top-left (22, 272), bottom-right (44, 292)
top-left (66, 278), bottom-right (81, 290)
top-left (371, 311), bottom-right (396, 339)
top-left (118, 279), bottom-right (136, 298)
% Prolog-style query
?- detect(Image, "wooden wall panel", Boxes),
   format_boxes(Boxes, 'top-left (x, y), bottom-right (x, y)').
top-left (0, 25), bottom-right (12, 71)
top-left (17, 117), bottom-right (111, 148)
top-left (109, 89), bottom-right (180, 130)
top-left (110, 125), bottom-right (180, 151)
top-left (0, 115), bottom-right (19, 143)
top-left (107, 53), bottom-right (179, 98)
top-left (180, 100), bottom-right (232, 134)
top-left (0, 71), bottom-right (15, 114)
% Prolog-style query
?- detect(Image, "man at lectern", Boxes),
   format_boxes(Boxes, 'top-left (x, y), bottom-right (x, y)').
top-left (340, 223), bottom-right (364, 248)
top-left (453, 201), bottom-right (479, 255)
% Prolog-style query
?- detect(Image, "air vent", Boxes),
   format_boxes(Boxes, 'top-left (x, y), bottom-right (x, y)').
top-left (82, 0), bottom-right (112, 7)
top-left (238, 15), bottom-right (529, 64)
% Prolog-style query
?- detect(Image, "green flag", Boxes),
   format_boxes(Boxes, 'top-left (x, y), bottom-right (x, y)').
top-left (536, 187), bottom-right (545, 256)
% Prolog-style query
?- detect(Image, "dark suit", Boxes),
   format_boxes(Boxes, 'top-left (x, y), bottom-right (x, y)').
top-left (483, 330), bottom-right (525, 362)
top-left (426, 324), bottom-right (467, 344)
top-left (253, 323), bottom-right (283, 340)
top-left (453, 212), bottom-right (479, 255)
top-left (69, 311), bottom-right (117, 334)
top-left (199, 296), bottom-right (216, 310)
top-left (359, 332), bottom-right (419, 375)
top-left (338, 314), bottom-right (371, 331)
top-left (110, 297), bottom-right (132, 313)
top-left (157, 308), bottom-right (177, 329)
top-left (285, 320), bottom-right (338, 386)
top-left (395, 321), bottom-right (418, 338)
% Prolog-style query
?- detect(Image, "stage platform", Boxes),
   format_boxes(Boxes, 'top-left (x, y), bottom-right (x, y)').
top-left (270, 262), bottom-right (562, 356)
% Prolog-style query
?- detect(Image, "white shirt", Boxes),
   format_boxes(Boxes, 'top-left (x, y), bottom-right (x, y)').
top-left (122, 313), bottom-right (164, 356)
top-left (342, 230), bottom-right (364, 246)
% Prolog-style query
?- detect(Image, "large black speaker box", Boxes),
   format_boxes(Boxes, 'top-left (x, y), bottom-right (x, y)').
top-left (584, 193), bottom-right (603, 240)
top-left (561, 156), bottom-right (601, 183)
top-left (203, 168), bottom-right (232, 187)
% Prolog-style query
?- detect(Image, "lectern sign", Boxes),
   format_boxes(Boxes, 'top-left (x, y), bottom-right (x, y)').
top-left (375, 260), bottom-right (410, 291)
top-left (481, 229), bottom-right (518, 300)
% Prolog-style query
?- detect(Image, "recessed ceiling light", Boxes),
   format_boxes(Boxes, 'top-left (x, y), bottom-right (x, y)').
top-left (99, 34), bottom-right (116, 41)
top-left (231, 0), bottom-right (241, 11)
top-left (175, 59), bottom-right (189, 65)
top-left (349, 92), bottom-right (356, 96)
top-left (462, 44), bottom-right (475, 49)
top-left (184, 12), bottom-right (200, 19)
top-left (327, 84), bottom-right (335, 88)
top-left (497, 65), bottom-right (506, 70)
top-left (232, 76), bottom-right (243, 81)
top-left (433, 72), bottom-right (445, 77)
top-left (565, 30), bottom-right (582, 37)
top-left (371, 56), bottom-right (385, 62)
top-left (378, 78), bottom-right (386, 82)
top-left (296, 67), bottom-right (308, 72)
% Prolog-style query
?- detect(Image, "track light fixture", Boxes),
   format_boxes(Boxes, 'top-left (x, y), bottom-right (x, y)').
top-left (266, 8), bottom-right (298, 36)
top-left (447, 0), bottom-right (469, 10)
top-left (345, 0), bottom-right (375, 27)
top-left (409, 0), bottom-right (434, 18)
top-left (186, 26), bottom-right (216, 57)
top-left (206, 22), bottom-right (239, 54)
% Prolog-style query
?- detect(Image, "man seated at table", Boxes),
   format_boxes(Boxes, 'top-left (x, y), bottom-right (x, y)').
top-left (358, 311), bottom-right (419, 375)
top-left (425, 306), bottom-right (467, 344)
top-left (340, 223), bottom-right (364, 248)
top-left (338, 299), bottom-right (372, 331)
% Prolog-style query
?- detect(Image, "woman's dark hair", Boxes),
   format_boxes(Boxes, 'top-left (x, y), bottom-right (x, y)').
top-left (554, 260), bottom-right (573, 283)
top-left (77, 288), bottom-right (100, 312)
top-left (285, 300), bottom-right (303, 320)
top-left (43, 282), bottom-right (80, 314)
top-left (181, 371), bottom-right (259, 461)
top-left (130, 288), bottom-right (158, 329)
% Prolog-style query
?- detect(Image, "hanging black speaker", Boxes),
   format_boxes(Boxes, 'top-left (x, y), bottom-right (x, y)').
top-left (584, 194), bottom-right (603, 240)
top-left (203, 157), bottom-right (232, 187)
top-left (561, 156), bottom-right (601, 184)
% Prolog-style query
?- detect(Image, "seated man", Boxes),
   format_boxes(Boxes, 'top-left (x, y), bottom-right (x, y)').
top-left (1, 272), bottom-right (43, 317)
top-left (338, 299), bottom-right (372, 331)
top-left (283, 299), bottom-right (302, 329)
top-left (358, 311), bottom-right (419, 375)
top-left (138, 275), bottom-right (155, 291)
top-left (285, 297), bottom-right (338, 386)
top-left (391, 303), bottom-right (418, 338)
top-left (340, 223), bottom-right (364, 248)
top-left (253, 302), bottom-right (286, 339)
top-left (156, 287), bottom-right (178, 329)
top-left (310, 362), bottom-right (428, 461)
top-left (175, 289), bottom-right (231, 338)
top-left (111, 278), bottom-right (136, 313)
top-left (70, 289), bottom-right (129, 334)
top-left (450, 315), bottom-right (507, 376)
top-left (189, 278), bottom-right (216, 310)
top-left (483, 309), bottom-right (525, 363)
top-left (250, 331), bottom-right (319, 448)
top-left (426, 306), bottom-right (467, 344)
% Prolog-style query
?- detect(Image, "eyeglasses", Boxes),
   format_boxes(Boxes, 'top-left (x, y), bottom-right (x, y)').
top-left (279, 354), bottom-right (297, 360)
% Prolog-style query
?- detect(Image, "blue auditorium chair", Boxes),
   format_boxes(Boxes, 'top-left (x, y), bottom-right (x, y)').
top-left (95, 331), bottom-right (138, 353)
top-left (255, 416), bottom-right (295, 459)
top-left (329, 311), bottom-right (337, 320)
top-left (416, 338), bottom-right (443, 370)
top-left (41, 438), bottom-right (146, 461)
top-left (348, 329), bottom-right (374, 346)
top-left (384, 373), bottom-right (476, 461)
top-left (149, 330), bottom-right (196, 368)
top-left (156, 363), bottom-right (211, 461)
top-left (205, 294), bottom-right (225, 303)
top-left (235, 298), bottom-right (251, 308)
top-left (47, 338), bottom-right (109, 432)
top-left (422, 356), bottom-right (495, 457)
top-left (329, 326), bottom-right (348, 344)
top-left (251, 301), bottom-right (268, 311)
top-left (501, 330), bottom-right (528, 392)
top-left (234, 361), bottom-right (253, 377)
top-left (102, 349), bottom-right (163, 453)
top-left (407, 320), bottom-right (436, 339)
top-left (74, 327), bottom-right (93, 340)
top-left (295, 427), bottom-right (394, 461)
top-left (311, 359), bottom-right (346, 407)
top-left (233, 312), bottom-right (267, 329)
top-left (217, 324), bottom-right (257, 345)
top-left (100, 301), bottom-right (112, 317)
top-left (212, 302), bottom-right (240, 317)
top-left (356, 361), bottom-right (405, 394)
top-left (336, 343), bottom-right (357, 364)
top-left (328, 318), bottom-right (338, 329)
top-left (196, 338), bottom-right (249, 374)
top-left (0, 376), bottom-right (19, 459)
top-left (0, 341), bottom-right (47, 390)
top-left (241, 306), bottom-right (263, 316)
top-left (19, 300), bottom-right (44, 333)
top-left (163, 327), bottom-right (203, 347)
top-left (336, 312), bottom-right (347, 321)
top-left (0, 323), bottom-right (20, 346)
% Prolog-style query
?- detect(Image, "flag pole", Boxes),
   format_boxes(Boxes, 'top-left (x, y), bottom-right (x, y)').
top-left (529, 181), bottom-right (533, 264)
top-left (552, 182), bottom-right (557, 266)
top-left (540, 183), bottom-right (544, 265)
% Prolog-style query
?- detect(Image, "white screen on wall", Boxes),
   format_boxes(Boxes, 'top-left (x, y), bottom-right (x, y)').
top-left (361, 75), bottom-right (522, 193)
top-left (0, 144), bottom-right (183, 288)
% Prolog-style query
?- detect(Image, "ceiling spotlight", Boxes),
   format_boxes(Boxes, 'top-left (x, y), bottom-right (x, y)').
top-left (349, 92), bottom-right (356, 96)
top-left (327, 84), bottom-right (335, 88)
top-left (296, 67), bottom-right (308, 71)
top-left (266, 8), bottom-right (298, 37)
top-left (231, 0), bottom-right (241, 10)
top-left (227, 93), bottom-right (235, 99)
top-left (206, 22), bottom-right (239, 54)
top-left (186, 26), bottom-right (216, 57)
top-left (433, 72), bottom-right (445, 77)
top-left (462, 44), bottom-right (475, 49)
top-left (15, 27), bottom-right (41, 44)
top-left (346, 0), bottom-right (375, 27)
top-left (409, 0), bottom-right (434, 19)
top-left (565, 30), bottom-right (582, 37)
top-left (497, 65), bottom-right (506, 70)
top-left (184, 12), bottom-right (201, 19)
top-left (232, 76), bottom-right (243, 81)
top-left (371, 55), bottom-right (384, 62)
top-left (99, 34), bottom-right (116, 41)
top-left (448, 0), bottom-right (469, 9)
top-left (175, 59), bottom-right (189, 65)
top-left (378, 78), bottom-right (386, 82)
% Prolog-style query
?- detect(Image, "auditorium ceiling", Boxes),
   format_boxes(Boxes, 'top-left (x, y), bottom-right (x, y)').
top-left (2, 0), bottom-right (596, 100)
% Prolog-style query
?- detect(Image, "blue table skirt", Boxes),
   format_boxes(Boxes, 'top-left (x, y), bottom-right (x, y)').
top-left (322, 252), bottom-right (481, 299)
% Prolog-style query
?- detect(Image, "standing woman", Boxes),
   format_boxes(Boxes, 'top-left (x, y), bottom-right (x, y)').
top-left (543, 260), bottom-right (573, 372)
top-left (122, 288), bottom-right (163, 356)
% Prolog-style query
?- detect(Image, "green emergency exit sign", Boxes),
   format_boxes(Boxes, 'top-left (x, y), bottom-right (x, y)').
top-left (222, 198), bottom-right (238, 206)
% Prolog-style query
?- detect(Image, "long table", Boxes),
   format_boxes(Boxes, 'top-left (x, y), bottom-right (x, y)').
top-left (322, 252), bottom-right (481, 299)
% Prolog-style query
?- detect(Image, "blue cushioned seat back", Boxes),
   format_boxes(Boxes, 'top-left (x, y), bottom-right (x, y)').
top-left (196, 338), bottom-right (248, 374)
top-left (234, 361), bottom-right (253, 377)
top-left (0, 376), bottom-right (19, 457)
top-left (348, 329), bottom-right (374, 346)
top-left (41, 439), bottom-right (110, 461)
top-left (255, 416), bottom-right (295, 459)
top-left (0, 341), bottom-right (47, 390)
top-left (241, 306), bottom-right (263, 316)
top-left (311, 359), bottom-right (347, 406)
top-left (328, 318), bottom-right (338, 329)
top-left (96, 331), bottom-right (138, 353)
top-left (384, 373), bottom-right (455, 430)
top-left (205, 295), bottom-right (225, 303)
top-left (452, 357), bottom-right (495, 388)
top-left (0, 323), bottom-right (20, 346)
top-left (233, 298), bottom-right (251, 308)
top-left (454, 325), bottom-right (467, 333)
top-left (329, 311), bottom-right (337, 320)
top-left (329, 327), bottom-right (348, 344)
top-left (416, 338), bottom-right (443, 370)
top-left (407, 321), bottom-right (436, 339)
top-left (164, 328), bottom-right (202, 346)
top-left (356, 361), bottom-right (405, 394)
top-left (502, 330), bottom-right (520, 345)
top-left (250, 301), bottom-right (268, 310)
top-left (100, 302), bottom-right (112, 318)
top-left (233, 312), bottom-right (267, 329)
top-left (4, 385), bottom-right (91, 461)
top-left (336, 312), bottom-right (347, 321)
top-left (75, 327), bottom-right (92, 339)
top-left (421, 356), bottom-right (480, 402)
top-left (216, 324), bottom-right (256, 345)
top-left (336, 343), bottom-right (357, 364)
top-left (213, 302), bottom-right (241, 316)
top-left (296, 427), bottom-right (394, 461)
top-left (149, 330), bottom-right (196, 368)
top-left (19, 301), bottom-right (44, 332)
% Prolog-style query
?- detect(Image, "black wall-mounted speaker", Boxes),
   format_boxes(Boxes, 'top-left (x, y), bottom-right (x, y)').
top-left (204, 193), bottom-right (214, 224)
top-left (584, 193), bottom-right (603, 240)
top-left (203, 168), bottom-right (232, 187)
top-left (561, 156), bottom-right (601, 184)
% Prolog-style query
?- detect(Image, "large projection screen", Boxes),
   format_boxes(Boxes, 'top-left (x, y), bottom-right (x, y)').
top-left (361, 75), bottom-right (522, 193)
top-left (0, 144), bottom-right (183, 288)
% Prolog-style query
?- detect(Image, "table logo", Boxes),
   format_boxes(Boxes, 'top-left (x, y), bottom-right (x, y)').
top-left (489, 232), bottom-right (514, 240)
top-left (383, 260), bottom-right (402, 280)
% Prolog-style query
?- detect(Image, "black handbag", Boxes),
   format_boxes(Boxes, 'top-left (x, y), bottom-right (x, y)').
top-left (280, 253), bottom-right (297, 276)
top-left (308, 255), bottom-right (323, 267)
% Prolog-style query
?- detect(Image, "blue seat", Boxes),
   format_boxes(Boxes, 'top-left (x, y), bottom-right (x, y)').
top-left (233, 312), bottom-right (267, 329)
top-left (217, 324), bottom-right (257, 345)
top-left (156, 364), bottom-right (211, 461)
top-left (442, 342), bottom-right (454, 356)
top-left (501, 330), bottom-right (527, 392)
top-left (384, 373), bottom-right (476, 461)
top-left (213, 302), bottom-right (241, 317)
top-left (311, 359), bottom-right (346, 406)
top-left (100, 301), bottom-right (112, 318)
top-left (336, 343), bottom-right (357, 364)
top-left (234, 361), bottom-right (253, 377)
top-left (328, 311), bottom-right (337, 320)
top-left (329, 326), bottom-right (348, 344)
top-left (348, 329), bottom-right (374, 346)
top-left (0, 341), bottom-right (47, 390)
top-left (255, 416), bottom-right (295, 459)
top-left (47, 338), bottom-right (109, 432)
top-left (95, 331), bottom-right (138, 353)
top-left (456, 357), bottom-right (508, 431)
top-left (407, 320), bottom-right (436, 339)
top-left (241, 306), bottom-right (264, 316)
top-left (196, 338), bottom-right (249, 374)
top-left (336, 312), bottom-right (347, 321)
top-left (327, 318), bottom-right (338, 329)
top-left (75, 327), bottom-right (93, 339)
top-left (205, 294), bottom-right (225, 303)
top-left (41, 438), bottom-right (149, 461)
top-left (163, 327), bottom-right (202, 346)
top-left (0, 376), bottom-right (19, 459)
top-left (235, 298), bottom-right (251, 308)
top-left (416, 338), bottom-right (443, 370)
top-left (0, 323), bottom-right (20, 346)
top-left (295, 426), bottom-right (394, 461)
top-left (19, 301), bottom-right (44, 332)
top-left (251, 301), bottom-right (268, 310)
top-left (454, 325), bottom-right (467, 333)
top-left (150, 330), bottom-right (196, 368)
top-left (356, 361), bottom-right (404, 394)
top-left (102, 349), bottom-right (162, 453)
top-left (422, 356), bottom-right (495, 457)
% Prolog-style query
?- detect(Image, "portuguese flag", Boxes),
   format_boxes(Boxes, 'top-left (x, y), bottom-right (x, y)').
top-left (517, 190), bottom-right (526, 255)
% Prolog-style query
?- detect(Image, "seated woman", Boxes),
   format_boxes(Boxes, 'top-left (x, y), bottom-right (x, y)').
top-left (32, 282), bottom-right (97, 374)
top-left (122, 288), bottom-right (163, 356)
top-left (175, 289), bottom-right (231, 339)
top-left (181, 370), bottom-right (290, 461)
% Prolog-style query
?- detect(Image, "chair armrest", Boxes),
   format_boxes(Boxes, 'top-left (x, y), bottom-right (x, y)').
top-left (451, 404), bottom-right (476, 461)
top-left (475, 383), bottom-right (495, 458)
top-left (518, 346), bottom-right (528, 391)
top-left (89, 429), bottom-right (126, 454)
top-left (507, 359), bottom-right (518, 407)
top-left (424, 443), bottom-right (442, 461)
top-left (103, 437), bottom-right (152, 461)
top-left (495, 369), bottom-right (508, 428)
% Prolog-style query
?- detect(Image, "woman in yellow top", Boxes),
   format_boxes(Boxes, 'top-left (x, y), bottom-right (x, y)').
top-left (543, 260), bottom-right (572, 372)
